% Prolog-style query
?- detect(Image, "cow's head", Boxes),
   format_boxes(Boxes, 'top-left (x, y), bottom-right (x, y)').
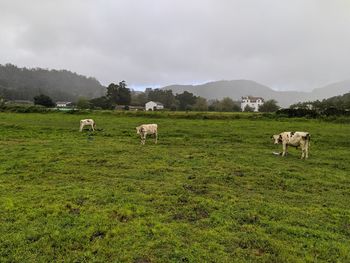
top-left (272, 134), bottom-right (282, 144)
top-left (136, 126), bottom-right (141, 134)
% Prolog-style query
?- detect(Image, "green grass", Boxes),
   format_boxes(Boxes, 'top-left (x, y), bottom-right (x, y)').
top-left (0, 112), bottom-right (349, 262)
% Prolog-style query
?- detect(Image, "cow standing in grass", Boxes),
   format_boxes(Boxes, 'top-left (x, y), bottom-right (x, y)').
top-left (136, 124), bottom-right (158, 145)
top-left (79, 119), bottom-right (96, 132)
top-left (272, 131), bottom-right (310, 159)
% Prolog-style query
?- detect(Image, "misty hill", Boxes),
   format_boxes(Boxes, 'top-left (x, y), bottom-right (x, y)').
top-left (311, 80), bottom-right (350, 100)
top-left (0, 64), bottom-right (104, 101)
top-left (163, 80), bottom-right (350, 107)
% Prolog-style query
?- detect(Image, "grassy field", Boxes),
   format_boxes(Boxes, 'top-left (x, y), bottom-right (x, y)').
top-left (0, 112), bottom-right (349, 262)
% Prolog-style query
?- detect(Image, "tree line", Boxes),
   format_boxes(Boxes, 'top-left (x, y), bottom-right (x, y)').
top-left (28, 81), bottom-right (281, 112)
top-left (75, 82), bottom-right (247, 111)
top-left (290, 92), bottom-right (350, 111)
top-left (276, 92), bottom-right (350, 117)
top-left (31, 86), bottom-right (350, 117)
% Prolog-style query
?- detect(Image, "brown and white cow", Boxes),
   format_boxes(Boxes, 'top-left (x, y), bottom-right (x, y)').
top-left (272, 131), bottom-right (310, 159)
top-left (79, 119), bottom-right (96, 132)
top-left (136, 124), bottom-right (158, 145)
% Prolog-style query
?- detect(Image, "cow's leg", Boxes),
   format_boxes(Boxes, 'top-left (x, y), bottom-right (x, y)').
top-left (305, 142), bottom-right (309, 159)
top-left (155, 132), bottom-right (158, 144)
top-left (300, 142), bottom-right (305, 159)
top-left (91, 123), bottom-right (95, 131)
top-left (282, 143), bottom-right (287, 157)
top-left (79, 123), bottom-right (83, 132)
top-left (141, 133), bottom-right (146, 145)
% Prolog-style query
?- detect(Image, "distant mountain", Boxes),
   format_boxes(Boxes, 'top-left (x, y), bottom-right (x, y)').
top-left (311, 80), bottom-right (350, 100)
top-left (0, 64), bottom-right (105, 101)
top-left (2, 63), bottom-right (349, 106)
top-left (162, 79), bottom-right (350, 107)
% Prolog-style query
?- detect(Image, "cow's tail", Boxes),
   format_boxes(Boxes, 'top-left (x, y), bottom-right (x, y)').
top-left (302, 133), bottom-right (311, 148)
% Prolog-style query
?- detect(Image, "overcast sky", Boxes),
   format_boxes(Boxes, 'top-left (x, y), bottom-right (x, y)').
top-left (1, 0), bottom-right (350, 91)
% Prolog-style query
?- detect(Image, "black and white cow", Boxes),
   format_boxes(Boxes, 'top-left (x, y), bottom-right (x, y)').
top-left (272, 131), bottom-right (310, 159)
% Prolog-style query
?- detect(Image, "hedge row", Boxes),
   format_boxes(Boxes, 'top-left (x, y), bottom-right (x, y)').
top-left (276, 107), bottom-right (350, 118)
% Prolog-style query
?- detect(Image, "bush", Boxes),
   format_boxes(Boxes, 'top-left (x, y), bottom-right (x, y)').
top-left (259, 99), bottom-right (279, 112)
top-left (276, 108), bottom-right (319, 118)
top-left (276, 107), bottom-right (350, 118)
top-left (0, 104), bottom-right (50, 113)
top-left (89, 96), bottom-right (113, 110)
top-left (321, 107), bottom-right (349, 116)
top-left (76, 97), bottom-right (91, 109)
top-left (33, 94), bottom-right (55, 107)
top-left (244, 105), bottom-right (254, 112)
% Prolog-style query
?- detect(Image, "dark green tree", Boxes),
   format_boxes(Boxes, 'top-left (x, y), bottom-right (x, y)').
top-left (0, 95), bottom-right (5, 108)
top-left (243, 104), bottom-right (254, 112)
top-left (208, 99), bottom-right (221, 111)
top-left (89, 96), bottom-right (113, 109)
top-left (147, 89), bottom-right (175, 108)
top-left (290, 102), bottom-right (312, 109)
top-left (130, 91), bottom-right (147, 106)
top-left (106, 81), bottom-right (131, 105)
top-left (207, 98), bottom-right (241, 112)
top-left (193, 97), bottom-right (208, 111)
top-left (219, 97), bottom-right (241, 112)
top-left (258, 99), bottom-right (280, 112)
top-left (33, 94), bottom-right (55, 107)
top-left (175, 91), bottom-right (198, 110)
top-left (76, 97), bottom-right (91, 109)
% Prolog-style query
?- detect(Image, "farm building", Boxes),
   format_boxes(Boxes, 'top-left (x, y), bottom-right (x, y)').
top-left (241, 96), bottom-right (264, 112)
top-left (145, 101), bottom-right (164, 111)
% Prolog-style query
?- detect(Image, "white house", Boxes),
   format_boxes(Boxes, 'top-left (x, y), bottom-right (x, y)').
top-left (145, 101), bottom-right (164, 111)
top-left (241, 96), bottom-right (264, 112)
top-left (56, 101), bottom-right (72, 108)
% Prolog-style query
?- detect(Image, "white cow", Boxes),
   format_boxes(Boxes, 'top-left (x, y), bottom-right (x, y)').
top-left (272, 131), bottom-right (310, 159)
top-left (136, 124), bottom-right (158, 145)
top-left (79, 119), bottom-right (96, 132)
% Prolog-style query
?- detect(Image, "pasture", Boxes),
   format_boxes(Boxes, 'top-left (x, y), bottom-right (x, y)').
top-left (0, 112), bottom-right (349, 262)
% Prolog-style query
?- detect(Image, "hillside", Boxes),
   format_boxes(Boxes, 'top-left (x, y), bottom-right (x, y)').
top-left (2, 63), bottom-right (349, 106)
top-left (311, 80), bottom-right (350, 100)
top-left (0, 64), bottom-right (105, 101)
top-left (163, 80), bottom-right (350, 107)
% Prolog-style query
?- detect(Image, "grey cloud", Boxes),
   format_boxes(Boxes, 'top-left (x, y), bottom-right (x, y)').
top-left (1, 0), bottom-right (350, 90)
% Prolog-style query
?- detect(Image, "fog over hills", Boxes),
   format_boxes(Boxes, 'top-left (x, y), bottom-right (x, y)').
top-left (0, 64), bottom-right (105, 101)
top-left (311, 80), bottom-right (350, 101)
top-left (163, 80), bottom-right (350, 107)
top-left (1, 64), bottom-right (349, 106)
